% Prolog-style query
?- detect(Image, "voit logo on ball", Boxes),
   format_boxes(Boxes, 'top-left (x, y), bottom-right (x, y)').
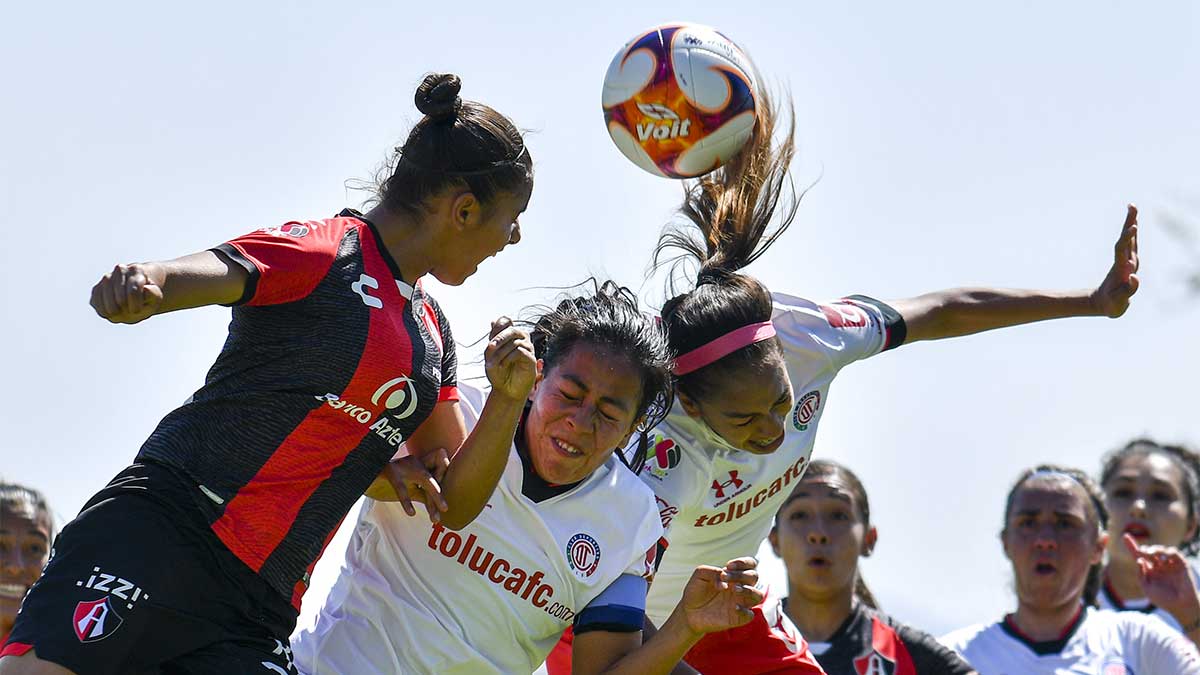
top-left (566, 533), bottom-right (601, 579)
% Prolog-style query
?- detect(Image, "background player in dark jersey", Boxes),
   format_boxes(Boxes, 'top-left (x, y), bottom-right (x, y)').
top-left (1099, 438), bottom-right (1200, 643)
top-left (1, 73), bottom-right (538, 675)
top-left (1, 484), bottom-right (53, 645)
top-left (769, 459), bottom-right (976, 675)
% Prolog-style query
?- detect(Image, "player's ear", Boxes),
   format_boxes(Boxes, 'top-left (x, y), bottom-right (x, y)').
top-left (617, 416), bottom-right (646, 450)
top-left (767, 528), bottom-right (781, 556)
top-left (449, 191), bottom-right (481, 230)
top-left (677, 390), bottom-right (702, 419)
top-left (528, 359), bottom-right (545, 402)
top-left (1092, 531), bottom-right (1109, 566)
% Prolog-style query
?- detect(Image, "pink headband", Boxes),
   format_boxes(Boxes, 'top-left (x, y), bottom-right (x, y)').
top-left (673, 321), bottom-right (777, 376)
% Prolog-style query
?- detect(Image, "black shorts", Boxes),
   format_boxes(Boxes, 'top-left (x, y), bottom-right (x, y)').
top-left (3, 462), bottom-right (298, 675)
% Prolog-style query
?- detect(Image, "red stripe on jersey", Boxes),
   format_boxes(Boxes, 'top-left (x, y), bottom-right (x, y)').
top-left (211, 222), bottom-right (417, 575)
top-left (864, 616), bottom-right (918, 675)
top-left (0, 641), bottom-right (33, 657)
top-left (225, 218), bottom-right (349, 306)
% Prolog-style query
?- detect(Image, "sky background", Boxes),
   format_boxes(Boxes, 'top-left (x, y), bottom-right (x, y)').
top-left (3, 0), bottom-right (1198, 639)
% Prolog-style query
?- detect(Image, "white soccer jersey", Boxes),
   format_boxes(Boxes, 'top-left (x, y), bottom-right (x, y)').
top-left (291, 382), bottom-right (662, 675)
top-left (640, 291), bottom-right (902, 625)
top-left (1097, 564), bottom-right (1200, 633)
top-left (940, 607), bottom-right (1200, 674)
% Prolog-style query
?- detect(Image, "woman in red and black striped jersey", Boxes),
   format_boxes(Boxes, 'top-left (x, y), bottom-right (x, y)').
top-left (769, 460), bottom-right (977, 675)
top-left (1, 73), bottom-right (538, 675)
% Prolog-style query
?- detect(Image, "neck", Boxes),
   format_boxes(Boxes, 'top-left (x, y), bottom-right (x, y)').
top-left (785, 580), bottom-right (855, 642)
top-left (1104, 556), bottom-right (1148, 605)
top-left (1011, 597), bottom-right (1083, 641)
top-left (363, 205), bottom-right (438, 283)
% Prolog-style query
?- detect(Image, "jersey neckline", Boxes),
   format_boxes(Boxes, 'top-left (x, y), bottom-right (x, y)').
top-left (339, 208), bottom-right (412, 286)
top-left (1000, 605), bottom-right (1086, 655)
top-left (514, 406), bottom-right (587, 503)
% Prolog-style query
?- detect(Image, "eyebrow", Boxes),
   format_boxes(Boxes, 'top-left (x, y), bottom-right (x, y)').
top-left (725, 390), bottom-right (791, 419)
top-left (561, 374), bottom-right (632, 413)
top-left (789, 488), bottom-right (853, 504)
top-left (1110, 475), bottom-right (1179, 490)
top-left (1014, 508), bottom-right (1084, 520)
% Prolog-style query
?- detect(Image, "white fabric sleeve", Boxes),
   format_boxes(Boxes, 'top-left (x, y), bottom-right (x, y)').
top-left (771, 291), bottom-right (906, 372)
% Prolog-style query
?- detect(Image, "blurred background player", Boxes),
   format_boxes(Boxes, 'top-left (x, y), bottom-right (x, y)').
top-left (0, 73), bottom-right (535, 675)
top-left (0, 484), bottom-right (53, 645)
top-left (292, 282), bottom-right (765, 674)
top-left (1099, 438), bottom-right (1200, 641)
top-left (941, 465), bottom-right (1200, 674)
top-left (615, 89), bottom-right (1140, 673)
top-left (768, 460), bottom-right (975, 675)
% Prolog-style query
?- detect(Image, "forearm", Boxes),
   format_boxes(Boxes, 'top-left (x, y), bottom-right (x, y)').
top-left (437, 393), bottom-right (525, 529)
top-left (893, 287), bottom-right (1101, 343)
top-left (595, 614), bottom-right (702, 675)
top-left (145, 251), bottom-right (247, 314)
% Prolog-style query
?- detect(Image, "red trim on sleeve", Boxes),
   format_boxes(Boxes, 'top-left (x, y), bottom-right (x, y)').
top-left (0, 641), bottom-right (33, 658)
top-left (221, 218), bottom-right (349, 306)
top-left (438, 386), bottom-right (460, 402)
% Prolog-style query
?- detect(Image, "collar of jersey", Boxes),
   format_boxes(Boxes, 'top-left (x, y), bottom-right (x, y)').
top-left (339, 208), bottom-right (416, 291)
top-left (1000, 605), bottom-right (1087, 655)
top-left (1101, 577), bottom-right (1156, 613)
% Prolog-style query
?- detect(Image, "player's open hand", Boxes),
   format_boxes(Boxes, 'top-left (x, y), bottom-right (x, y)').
top-left (381, 448), bottom-right (451, 522)
top-left (672, 557), bottom-right (763, 638)
top-left (90, 262), bottom-right (165, 324)
top-left (1089, 204), bottom-right (1139, 318)
top-left (1123, 533), bottom-right (1200, 626)
top-left (485, 316), bottom-right (536, 402)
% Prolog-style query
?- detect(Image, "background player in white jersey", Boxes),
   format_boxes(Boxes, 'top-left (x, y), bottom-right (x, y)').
top-left (292, 282), bottom-right (766, 675)
top-left (941, 465), bottom-right (1200, 673)
top-left (769, 460), bottom-right (975, 675)
top-left (1098, 438), bottom-right (1200, 641)
top-left (594, 86), bottom-right (1143, 673)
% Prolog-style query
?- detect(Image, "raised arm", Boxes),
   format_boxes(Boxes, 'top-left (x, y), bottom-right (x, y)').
top-left (571, 558), bottom-right (763, 675)
top-left (89, 250), bottom-right (249, 324)
top-left (889, 204), bottom-right (1139, 343)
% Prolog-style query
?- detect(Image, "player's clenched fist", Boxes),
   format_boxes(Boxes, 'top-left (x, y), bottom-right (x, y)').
top-left (90, 262), bottom-right (164, 324)
top-left (484, 316), bottom-right (536, 402)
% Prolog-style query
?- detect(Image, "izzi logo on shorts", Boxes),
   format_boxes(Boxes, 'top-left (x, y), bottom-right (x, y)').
top-left (72, 566), bottom-right (146, 642)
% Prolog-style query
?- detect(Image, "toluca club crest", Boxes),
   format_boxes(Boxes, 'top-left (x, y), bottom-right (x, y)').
top-left (566, 533), bottom-right (601, 579)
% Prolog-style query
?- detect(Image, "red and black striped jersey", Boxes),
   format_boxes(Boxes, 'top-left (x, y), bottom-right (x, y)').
top-left (137, 209), bottom-right (458, 609)
top-left (794, 602), bottom-right (974, 675)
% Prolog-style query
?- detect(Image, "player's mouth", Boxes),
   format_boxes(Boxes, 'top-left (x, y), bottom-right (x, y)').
top-left (0, 583), bottom-right (27, 599)
top-left (1033, 561), bottom-right (1057, 576)
top-left (748, 434), bottom-right (784, 454)
top-left (552, 437), bottom-right (585, 458)
top-left (806, 555), bottom-right (831, 569)
top-left (1123, 522), bottom-right (1151, 541)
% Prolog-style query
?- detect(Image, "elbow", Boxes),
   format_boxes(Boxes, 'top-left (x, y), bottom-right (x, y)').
top-left (438, 510), bottom-right (481, 531)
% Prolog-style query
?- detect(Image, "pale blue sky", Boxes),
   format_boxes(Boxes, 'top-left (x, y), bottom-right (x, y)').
top-left (2, 1), bottom-right (1198, 636)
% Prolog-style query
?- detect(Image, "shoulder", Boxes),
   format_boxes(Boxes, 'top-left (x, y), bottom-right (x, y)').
top-left (939, 620), bottom-right (1000, 653)
top-left (872, 611), bottom-right (974, 673)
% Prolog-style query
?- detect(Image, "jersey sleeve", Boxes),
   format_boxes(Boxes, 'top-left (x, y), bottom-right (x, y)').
top-left (1132, 614), bottom-right (1200, 673)
top-left (212, 218), bottom-right (347, 307)
top-left (573, 574), bottom-right (648, 635)
top-left (424, 294), bottom-right (459, 402)
top-left (770, 291), bottom-right (907, 372)
top-left (895, 622), bottom-right (976, 675)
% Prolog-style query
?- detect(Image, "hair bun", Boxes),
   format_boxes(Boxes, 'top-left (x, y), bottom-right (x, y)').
top-left (415, 73), bottom-right (463, 121)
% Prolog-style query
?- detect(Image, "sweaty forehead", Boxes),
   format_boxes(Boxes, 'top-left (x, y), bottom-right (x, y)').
top-left (0, 502), bottom-right (51, 536)
top-left (1112, 451), bottom-right (1187, 487)
top-left (1011, 479), bottom-right (1093, 520)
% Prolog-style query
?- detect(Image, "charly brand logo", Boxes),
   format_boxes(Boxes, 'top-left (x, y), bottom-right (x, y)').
top-left (635, 102), bottom-right (692, 142)
top-left (566, 533), bottom-right (601, 579)
top-left (791, 391), bottom-right (821, 431)
top-left (351, 273), bottom-right (383, 309)
top-left (315, 375), bottom-right (420, 447)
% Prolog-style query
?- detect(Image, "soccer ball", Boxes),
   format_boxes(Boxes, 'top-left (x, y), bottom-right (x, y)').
top-left (602, 24), bottom-right (758, 179)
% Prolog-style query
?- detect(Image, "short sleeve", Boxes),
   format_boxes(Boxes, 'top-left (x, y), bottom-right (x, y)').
top-left (770, 291), bottom-right (905, 372)
top-left (1133, 614), bottom-right (1200, 673)
top-left (573, 574), bottom-right (647, 635)
top-left (895, 623), bottom-right (975, 675)
top-left (213, 218), bottom-right (348, 306)
top-left (423, 294), bottom-right (459, 401)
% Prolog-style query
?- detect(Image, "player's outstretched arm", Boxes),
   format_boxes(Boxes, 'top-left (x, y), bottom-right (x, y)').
top-left (571, 558), bottom-right (762, 675)
top-left (888, 204), bottom-right (1139, 343)
top-left (89, 250), bottom-right (249, 324)
top-left (1122, 533), bottom-right (1200, 649)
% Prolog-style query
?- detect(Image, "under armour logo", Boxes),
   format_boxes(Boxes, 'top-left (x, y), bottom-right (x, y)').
top-left (711, 470), bottom-right (744, 499)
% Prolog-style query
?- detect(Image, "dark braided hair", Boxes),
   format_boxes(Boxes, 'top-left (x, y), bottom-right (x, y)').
top-left (374, 73), bottom-right (533, 217)
top-left (1003, 464), bottom-right (1109, 607)
top-left (523, 280), bottom-right (673, 473)
top-left (1099, 437), bottom-right (1200, 555)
